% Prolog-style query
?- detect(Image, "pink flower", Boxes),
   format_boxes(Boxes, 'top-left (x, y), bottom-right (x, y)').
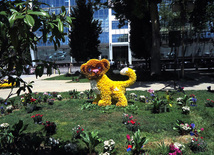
top-left (126, 134), bottom-right (130, 141)
top-left (147, 89), bottom-right (154, 94)
top-left (200, 128), bottom-right (204, 131)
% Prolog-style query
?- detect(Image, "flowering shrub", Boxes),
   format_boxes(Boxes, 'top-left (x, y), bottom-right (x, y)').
top-left (72, 125), bottom-right (84, 140)
top-left (126, 129), bottom-right (148, 154)
top-left (42, 121), bottom-right (56, 135)
top-left (48, 137), bottom-right (60, 148)
top-left (169, 142), bottom-right (185, 155)
top-left (128, 93), bottom-right (138, 101)
top-left (80, 130), bottom-right (102, 154)
top-left (182, 106), bottom-right (190, 114)
top-left (102, 139), bottom-right (115, 154)
top-left (176, 95), bottom-right (188, 106)
top-left (84, 89), bottom-right (94, 99)
top-left (177, 86), bottom-right (184, 93)
top-left (189, 94), bottom-right (197, 106)
top-left (79, 91), bottom-right (85, 99)
top-left (43, 92), bottom-right (49, 102)
top-left (5, 105), bottom-right (13, 113)
top-left (189, 124), bottom-right (204, 137)
top-left (189, 137), bottom-right (207, 153)
top-left (0, 106), bottom-right (4, 115)
top-left (64, 142), bottom-right (78, 153)
top-left (139, 95), bottom-right (146, 103)
top-left (122, 113), bottom-right (140, 132)
top-left (31, 114), bottom-right (43, 124)
top-left (52, 92), bottom-right (58, 97)
top-left (0, 123), bottom-right (9, 130)
top-left (47, 98), bottom-right (55, 105)
top-left (205, 99), bottom-right (214, 107)
top-left (173, 120), bottom-right (193, 135)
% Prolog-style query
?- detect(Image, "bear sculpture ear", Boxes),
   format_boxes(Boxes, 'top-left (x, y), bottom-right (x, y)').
top-left (101, 59), bottom-right (110, 70)
top-left (80, 64), bottom-right (87, 73)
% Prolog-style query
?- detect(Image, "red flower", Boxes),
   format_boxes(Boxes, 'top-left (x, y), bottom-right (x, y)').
top-left (81, 128), bottom-right (84, 131)
top-left (30, 98), bottom-right (36, 102)
top-left (40, 115), bottom-right (43, 117)
top-left (201, 137), bottom-right (203, 139)
top-left (36, 114), bottom-right (40, 116)
top-left (31, 115), bottom-right (35, 118)
top-left (207, 99), bottom-right (210, 101)
top-left (192, 138), bottom-right (195, 141)
top-left (130, 120), bottom-right (135, 125)
top-left (77, 130), bottom-right (79, 133)
top-left (196, 139), bottom-right (198, 141)
top-left (198, 144), bottom-right (200, 146)
top-left (127, 145), bottom-right (132, 149)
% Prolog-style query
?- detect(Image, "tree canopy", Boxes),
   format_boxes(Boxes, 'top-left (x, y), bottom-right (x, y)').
top-left (0, 0), bottom-right (73, 98)
top-left (69, 0), bottom-right (102, 63)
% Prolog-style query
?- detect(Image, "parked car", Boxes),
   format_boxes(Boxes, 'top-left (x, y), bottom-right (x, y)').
top-left (49, 51), bottom-right (66, 61)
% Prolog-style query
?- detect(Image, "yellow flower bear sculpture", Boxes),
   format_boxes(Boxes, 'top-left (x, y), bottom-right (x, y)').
top-left (80, 59), bottom-right (136, 107)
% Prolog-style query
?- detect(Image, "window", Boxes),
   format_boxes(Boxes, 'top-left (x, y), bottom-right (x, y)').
top-left (112, 21), bottom-right (128, 29)
top-left (112, 34), bottom-right (128, 43)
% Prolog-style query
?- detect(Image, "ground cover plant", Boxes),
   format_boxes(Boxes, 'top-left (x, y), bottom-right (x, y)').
top-left (0, 90), bottom-right (214, 154)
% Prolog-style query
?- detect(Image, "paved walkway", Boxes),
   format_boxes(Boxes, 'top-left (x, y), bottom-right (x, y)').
top-left (0, 72), bottom-right (214, 99)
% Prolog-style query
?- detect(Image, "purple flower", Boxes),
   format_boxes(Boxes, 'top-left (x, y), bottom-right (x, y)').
top-left (150, 93), bottom-right (155, 97)
top-left (190, 131), bottom-right (195, 136)
top-left (190, 123), bottom-right (195, 129)
top-left (127, 148), bottom-right (131, 152)
top-left (191, 98), bottom-right (197, 103)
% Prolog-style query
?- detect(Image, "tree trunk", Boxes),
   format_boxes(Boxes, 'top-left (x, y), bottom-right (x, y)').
top-left (150, 0), bottom-right (161, 76)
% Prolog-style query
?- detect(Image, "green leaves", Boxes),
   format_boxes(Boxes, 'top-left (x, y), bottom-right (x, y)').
top-left (58, 19), bottom-right (63, 32)
top-left (24, 14), bottom-right (35, 27)
top-left (80, 131), bottom-right (102, 154)
top-left (132, 129), bottom-right (148, 153)
top-left (28, 10), bottom-right (50, 17)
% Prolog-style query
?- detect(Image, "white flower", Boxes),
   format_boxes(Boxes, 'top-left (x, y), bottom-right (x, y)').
top-left (6, 105), bottom-right (13, 111)
top-left (180, 123), bottom-right (191, 130)
top-left (0, 123), bottom-right (9, 129)
top-left (79, 91), bottom-right (84, 95)
top-left (174, 142), bottom-right (185, 151)
top-left (103, 139), bottom-right (115, 151)
top-left (177, 97), bottom-right (183, 102)
top-left (182, 106), bottom-right (190, 111)
top-left (139, 95), bottom-right (145, 99)
top-left (130, 93), bottom-right (136, 96)
top-left (57, 94), bottom-right (62, 99)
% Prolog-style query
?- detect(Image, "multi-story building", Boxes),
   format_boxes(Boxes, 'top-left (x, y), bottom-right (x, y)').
top-left (36, 0), bottom-right (132, 65)
top-left (35, 0), bottom-right (214, 67)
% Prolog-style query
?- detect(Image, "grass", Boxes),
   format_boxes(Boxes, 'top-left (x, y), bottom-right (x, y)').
top-left (44, 74), bottom-right (89, 83)
top-left (1, 90), bottom-right (214, 154)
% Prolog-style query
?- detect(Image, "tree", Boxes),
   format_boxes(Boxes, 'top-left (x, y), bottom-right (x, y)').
top-left (149, 0), bottom-right (162, 76)
top-left (69, 0), bottom-right (102, 63)
top-left (130, 16), bottom-right (152, 63)
top-left (109, 0), bottom-right (161, 75)
top-left (0, 0), bottom-right (73, 99)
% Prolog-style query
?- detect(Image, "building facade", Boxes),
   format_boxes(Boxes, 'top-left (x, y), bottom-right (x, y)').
top-left (36, 0), bottom-right (132, 65)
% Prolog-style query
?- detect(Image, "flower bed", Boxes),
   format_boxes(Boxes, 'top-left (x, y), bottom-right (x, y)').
top-left (0, 90), bottom-right (213, 154)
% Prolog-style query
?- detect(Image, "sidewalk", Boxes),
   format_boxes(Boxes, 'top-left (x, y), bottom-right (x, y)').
top-left (0, 72), bottom-right (214, 99)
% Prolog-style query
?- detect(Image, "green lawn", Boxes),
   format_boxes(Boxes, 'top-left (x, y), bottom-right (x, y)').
top-left (0, 90), bottom-right (214, 154)
top-left (44, 74), bottom-right (90, 83)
